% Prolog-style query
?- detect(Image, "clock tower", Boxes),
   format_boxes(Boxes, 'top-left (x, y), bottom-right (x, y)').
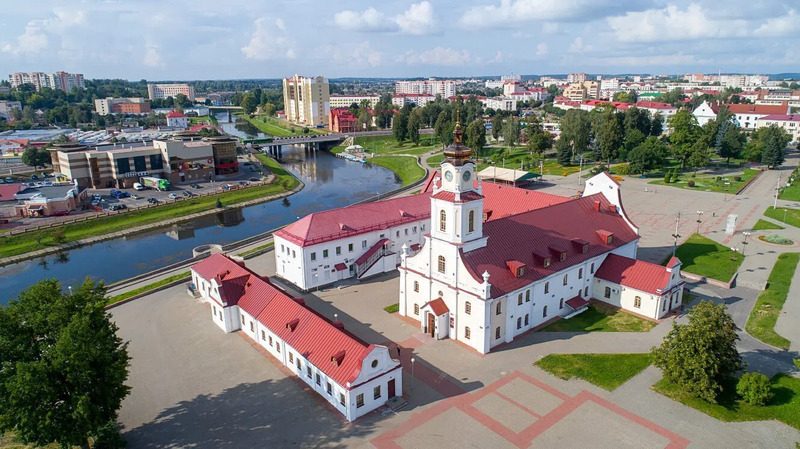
top-left (430, 112), bottom-right (486, 251)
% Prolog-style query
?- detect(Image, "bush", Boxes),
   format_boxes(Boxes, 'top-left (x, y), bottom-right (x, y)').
top-left (615, 163), bottom-right (631, 175)
top-left (687, 180), bottom-right (695, 187)
top-left (737, 372), bottom-right (773, 406)
top-left (215, 198), bottom-right (223, 208)
top-left (734, 176), bottom-right (742, 182)
top-left (664, 170), bottom-right (671, 183)
top-left (763, 234), bottom-right (793, 245)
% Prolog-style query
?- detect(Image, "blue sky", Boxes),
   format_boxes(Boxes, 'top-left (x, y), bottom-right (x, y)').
top-left (1, 0), bottom-right (799, 80)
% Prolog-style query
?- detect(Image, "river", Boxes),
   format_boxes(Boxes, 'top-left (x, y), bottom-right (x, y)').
top-left (0, 114), bottom-right (401, 304)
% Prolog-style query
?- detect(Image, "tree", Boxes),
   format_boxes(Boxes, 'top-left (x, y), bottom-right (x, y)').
top-left (528, 131), bottom-right (552, 156)
top-left (688, 142), bottom-right (711, 172)
top-left (491, 115), bottom-right (504, 140)
top-left (0, 279), bottom-right (130, 447)
top-left (719, 126), bottom-right (744, 164)
top-left (598, 109), bottom-right (623, 164)
top-left (657, 88), bottom-right (687, 106)
top-left (668, 110), bottom-right (700, 168)
top-left (560, 109), bottom-right (591, 160)
top-left (628, 137), bottom-right (666, 174)
top-left (392, 109), bottom-right (409, 144)
top-left (556, 137), bottom-right (572, 166)
top-left (464, 119), bottom-right (486, 154)
top-left (22, 147), bottom-right (51, 169)
top-left (22, 105), bottom-right (35, 122)
top-left (240, 93), bottom-right (257, 115)
top-left (407, 110), bottom-right (422, 145)
top-left (263, 103), bottom-right (276, 117)
top-left (503, 117), bottom-right (520, 148)
top-left (758, 125), bottom-right (790, 168)
top-left (357, 109), bottom-right (372, 132)
top-left (651, 300), bottom-right (744, 403)
top-left (650, 112), bottom-right (664, 136)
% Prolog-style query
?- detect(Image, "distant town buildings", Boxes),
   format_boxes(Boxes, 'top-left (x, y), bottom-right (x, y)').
top-left (757, 115), bottom-right (800, 141)
top-left (147, 83), bottom-right (196, 101)
top-left (563, 81), bottom-right (599, 102)
top-left (94, 98), bottom-right (151, 116)
top-left (8, 71), bottom-right (85, 92)
top-left (395, 79), bottom-right (456, 98)
top-left (0, 100), bottom-right (22, 120)
top-left (165, 111), bottom-right (189, 129)
top-left (567, 72), bottom-right (588, 83)
top-left (329, 95), bottom-right (380, 109)
top-left (283, 75), bottom-right (331, 128)
top-left (392, 94), bottom-right (435, 108)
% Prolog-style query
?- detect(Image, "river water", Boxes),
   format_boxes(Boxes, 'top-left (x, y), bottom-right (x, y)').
top-left (0, 115), bottom-right (401, 304)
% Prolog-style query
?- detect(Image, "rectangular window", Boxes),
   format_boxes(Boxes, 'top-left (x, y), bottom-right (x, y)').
top-left (518, 293), bottom-right (523, 305)
top-left (249, 321), bottom-right (254, 332)
top-left (405, 228), bottom-right (409, 236)
top-left (340, 393), bottom-right (346, 406)
top-left (578, 268), bottom-right (583, 279)
top-left (149, 154), bottom-right (163, 170)
top-left (133, 156), bottom-right (147, 172)
top-left (396, 231), bottom-right (400, 237)
top-left (327, 382), bottom-right (332, 395)
top-left (289, 353), bottom-right (294, 363)
top-left (348, 243), bottom-right (353, 252)
top-left (635, 296), bottom-right (642, 308)
top-left (311, 252), bottom-right (316, 261)
top-left (563, 274), bottom-right (568, 285)
top-left (307, 366), bottom-right (312, 378)
top-left (117, 158), bottom-right (131, 174)
top-left (544, 282), bottom-right (549, 294)
top-left (356, 393), bottom-right (364, 408)
top-left (213, 305), bottom-right (217, 315)
top-left (280, 244), bottom-right (284, 253)
top-left (495, 327), bottom-right (501, 339)
top-left (374, 385), bottom-right (381, 400)
top-left (292, 250), bottom-right (296, 259)
top-left (591, 263), bottom-right (595, 274)
top-left (323, 249), bottom-right (329, 258)
top-left (268, 336), bottom-right (273, 346)
top-left (316, 373), bottom-right (321, 385)
top-left (413, 226), bottom-right (417, 234)
top-left (362, 240), bottom-right (367, 249)
top-left (336, 246), bottom-right (341, 255)
top-left (276, 343), bottom-right (280, 353)
top-left (604, 286), bottom-right (611, 298)
top-left (465, 327), bottom-right (471, 339)
top-left (450, 316), bottom-right (454, 328)
top-left (297, 359), bottom-right (301, 370)
top-left (241, 315), bottom-right (245, 325)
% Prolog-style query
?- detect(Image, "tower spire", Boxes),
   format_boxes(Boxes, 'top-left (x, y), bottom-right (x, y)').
top-left (453, 105), bottom-right (463, 144)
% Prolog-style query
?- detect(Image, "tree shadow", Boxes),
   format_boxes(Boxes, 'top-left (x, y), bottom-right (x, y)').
top-left (123, 379), bottom-right (377, 448)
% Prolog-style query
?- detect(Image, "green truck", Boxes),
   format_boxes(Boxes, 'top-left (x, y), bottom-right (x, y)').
top-left (140, 176), bottom-right (171, 191)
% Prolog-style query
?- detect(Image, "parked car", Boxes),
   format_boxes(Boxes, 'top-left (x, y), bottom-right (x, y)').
top-left (110, 189), bottom-right (130, 199)
top-left (4, 177), bottom-right (13, 183)
top-left (133, 182), bottom-right (146, 191)
top-left (182, 190), bottom-right (193, 197)
top-left (108, 204), bottom-right (127, 211)
top-left (168, 193), bottom-right (180, 200)
top-left (30, 175), bottom-right (39, 180)
top-left (147, 197), bottom-right (159, 204)
top-left (0, 179), bottom-right (5, 184)
top-left (131, 194), bottom-right (140, 200)
top-left (249, 177), bottom-right (260, 182)
top-left (41, 172), bottom-right (48, 178)
top-left (190, 183), bottom-right (201, 189)
top-left (52, 210), bottom-right (70, 216)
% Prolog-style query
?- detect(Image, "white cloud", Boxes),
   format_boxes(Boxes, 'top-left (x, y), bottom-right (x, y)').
top-left (607, 5), bottom-right (748, 42)
top-left (1, 23), bottom-right (48, 55)
top-left (395, 1), bottom-right (437, 35)
top-left (542, 22), bottom-right (559, 34)
top-left (460, 0), bottom-right (623, 28)
top-left (754, 10), bottom-right (800, 36)
top-left (142, 45), bottom-right (164, 68)
top-left (334, 7), bottom-right (397, 32)
top-left (352, 42), bottom-right (383, 67)
top-left (397, 47), bottom-right (476, 66)
top-left (241, 17), bottom-right (295, 60)
top-left (490, 50), bottom-right (504, 63)
top-left (334, 2), bottom-right (436, 35)
top-left (536, 43), bottom-right (549, 56)
top-left (569, 37), bottom-right (591, 53)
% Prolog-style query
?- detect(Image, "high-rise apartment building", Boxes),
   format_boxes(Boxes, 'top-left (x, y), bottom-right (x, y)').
top-left (567, 73), bottom-right (587, 83)
top-left (147, 83), bottom-right (196, 101)
top-left (395, 80), bottom-right (456, 98)
top-left (282, 75), bottom-right (330, 127)
top-left (8, 71), bottom-right (85, 92)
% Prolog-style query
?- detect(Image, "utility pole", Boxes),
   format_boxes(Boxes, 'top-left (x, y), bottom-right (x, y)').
top-left (671, 212), bottom-right (682, 258)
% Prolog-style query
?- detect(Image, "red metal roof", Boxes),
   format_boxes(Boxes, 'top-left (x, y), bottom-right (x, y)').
top-left (166, 110), bottom-right (186, 118)
top-left (431, 190), bottom-right (484, 203)
top-left (193, 254), bottom-right (377, 388)
top-left (424, 298), bottom-right (449, 316)
top-left (635, 101), bottom-right (676, 110)
top-left (565, 295), bottom-right (589, 310)
top-left (725, 103), bottom-right (788, 115)
top-left (460, 194), bottom-right (638, 296)
top-left (410, 243), bottom-right (421, 251)
top-left (594, 254), bottom-right (671, 296)
top-left (0, 183), bottom-right (24, 201)
top-left (760, 114), bottom-right (800, 122)
top-left (334, 262), bottom-right (348, 271)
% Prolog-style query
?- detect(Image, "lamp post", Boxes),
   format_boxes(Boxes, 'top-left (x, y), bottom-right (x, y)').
top-left (671, 212), bottom-right (682, 258)
top-left (696, 210), bottom-right (704, 234)
top-left (67, 285), bottom-right (72, 296)
top-left (410, 357), bottom-right (416, 392)
top-left (730, 247), bottom-right (739, 277)
top-left (578, 154), bottom-right (584, 187)
top-left (742, 231), bottom-right (751, 257)
top-left (774, 174), bottom-right (781, 210)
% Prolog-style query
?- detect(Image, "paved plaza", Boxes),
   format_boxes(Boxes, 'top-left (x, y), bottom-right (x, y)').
top-left (112, 151), bottom-right (800, 448)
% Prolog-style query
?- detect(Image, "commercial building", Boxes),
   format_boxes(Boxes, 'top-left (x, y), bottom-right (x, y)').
top-left (485, 97), bottom-right (516, 112)
top-left (329, 95), bottom-right (380, 109)
top-left (94, 98), bottom-right (151, 116)
top-left (283, 75), bottom-right (330, 127)
top-left (757, 115), bottom-right (800, 141)
top-left (12, 181), bottom-right (85, 217)
top-left (205, 136), bottom-right (239, 175)
top-left (8, 71), bottom-right (84, 92)
top-left (395, 80), bottom-right (456, 98)
top-left (0, 100), bottom-right (22, 120)
top-left (191, 253), bottom-right (402, 422)
top-left (147, 83), bottom-right (196, 101)
top-left (0, 138), bottom-right (28, 156)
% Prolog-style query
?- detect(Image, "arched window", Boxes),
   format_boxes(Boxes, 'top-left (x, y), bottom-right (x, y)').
top-left (496, 301), bottom-right (502, 315)
top-left (468, 210), bottom-right (475, 233)
top-left (414, 304), bottom-right (419, 315)
top-left (518, 293), bottom-right (523, 305)
top-left (526, 290), bottom-right (530, 302)
top-left (413, 281), bottom-right (419, 292)
top-left (439, 210), bottom-right (446, 231)
top-left (543, 305), bottom-right (548, 317)
top-left (438, 256), bottom-right (446, 273)
top-left (524, 314), bottom-right (529, 325)
top-left (465, 327), bottom-right (471, 339)
top-left (517, 317), bottom-right (522, 329)
top-left (465, 301), bottom-right (471, 315)
top-left (544, 282), bottom-right (549, 294)
top-left (559, 298), bottom-right (564, 309)
top-left (604, 286), bottom-right (611, 298)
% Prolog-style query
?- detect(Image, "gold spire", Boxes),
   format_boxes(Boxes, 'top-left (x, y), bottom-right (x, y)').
top-left (453, 106), bottom-right (463, 144)
top-left (443, 104), bottom-right (472, 164)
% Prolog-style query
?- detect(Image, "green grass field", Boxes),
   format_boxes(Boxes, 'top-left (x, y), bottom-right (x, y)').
top-left (383, 303), bottom-right (399, 313)
top-left (355, 134), bottom-right (440, 156)
top-left (764, 206), bottom-right (800, 229)
top-left (671, 233), bottom-right (744, 282)
top-left (425, 151), bottom-right (578, 176)
top-left (752, 219), bottom-right (785, 231)
top-left (745, 252), bottom-right (799, 349)
top-left (0, 157), bottom-right (298, 260)
top-left (236, 113), bottom-right (325, 137)
top-left (653, 374), bottom-right (800, 431)
top-left (106, 271), bottom-right (191, 306)
top-left (649, 168), bottom-right (759, 194)
top-left (540, 303), bottom-right (656, 332)
top-left (238, 241), bottom-right (274, 257)
top-left (535, 353), bottom-right (651, 390)
top-left (778, 168), bottom-right (800, 201)
top-left (368, 156), bottom-right (426, 187)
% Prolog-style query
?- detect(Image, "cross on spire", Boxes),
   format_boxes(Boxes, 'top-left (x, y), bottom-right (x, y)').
top-left (453, 105), bottom-right (463, 144)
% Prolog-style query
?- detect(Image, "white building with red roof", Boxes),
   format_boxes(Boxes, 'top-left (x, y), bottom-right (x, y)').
top-left (190, 253), bottom-right (402, 421)
top-left (692, 100), bottom-right (720, 126)
top-left (756, 114), bottom-right (800, 141)
top-left (165, 111), bottom-right (188, 129)
top-left (397, 124), bottom-right (685, 354)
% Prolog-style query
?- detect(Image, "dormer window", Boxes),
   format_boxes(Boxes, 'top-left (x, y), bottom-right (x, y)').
top-left (582, 244), bottom-right (589, 254)
top-left (331, 350), bottom-right (345, 366)
top-left (607, 235), bottom-right (614, 244)
top-left (506, 261), bottom-right (526, 277)
top-left (517, 267), bottom-right (525, 277)
top-left (560, 252), bottom-right (567, 262)
top-left (544, 258), bottom-right (551, 268)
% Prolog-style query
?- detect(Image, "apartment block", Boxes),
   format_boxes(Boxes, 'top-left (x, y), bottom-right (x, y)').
top-left (94, 98), bottom-right (151, 116)
top-left (8, 71), bottom-right (84, 92)
top-left (395, 80), bottom-right (456, 98)
top-left (283, 75), bottom-right (330, 127)
top-left (147, 83), bottom-right (196, 101)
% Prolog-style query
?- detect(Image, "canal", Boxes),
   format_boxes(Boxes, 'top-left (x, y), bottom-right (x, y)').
top-left (0, 115), bottom-right (401, 304)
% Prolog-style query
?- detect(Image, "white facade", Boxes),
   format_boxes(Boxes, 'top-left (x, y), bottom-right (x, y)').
top-left (166, 115), bottom-right (188, 129)
top-left (147, 83), bottom-right (196, 101)
top-left (693, 100), bottom-right (719, 126)
top-left (485, 97), bottom-right (516, 111)
top-left (395, 80), bottom-right (456, 98)
top-left (283, 75), bottom-right (331, 127)
top-left (392, 94), bottom-right (435, 108)
top-left (329, 95), bottom-right (380, 109)
top-left (757, 115), bottom-right (800, 141)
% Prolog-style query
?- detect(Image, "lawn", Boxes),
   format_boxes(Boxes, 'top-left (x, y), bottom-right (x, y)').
top-left (745, 252), bottom-right (799, 350)
top-left (355, 134), bottom-right (440, 156)
top-left (778, 168), bottom-right (800, 201)
top-left (540, 303), bottom-right (656, 332)
top-left (535, 353), bottom-right (651, 390)
top-left (649, 168), bottom-right (759, 194)
top-left (238, 241), bottom-right (274, 257)
top-left (0, 156), bottom-right (299, 260)
top-left (236, 113), bottom-right (325, 137)
top-left (426, 153), bottom-right (445, 166)
top-left (670, 233), bottom-right (744, 282)
top-left (752, 219), bottom-right (785, 231)
top-left (653, 374), bottom-right (800, 431)
top-left (425, 150), bottom-right (578, 176)
top-left (106, 271), bottom-right (191, 306)
top-left (368, 156), bottom-right (426, 187)
top-left (383, 303), bottom-right (399, 313)
top-left (764, 206), bottom-right (800, 229)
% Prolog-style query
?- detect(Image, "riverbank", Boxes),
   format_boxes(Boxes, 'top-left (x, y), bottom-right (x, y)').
top-left (234, 113), bottom-right (325, 137)
top-left (0, 156), bottom-right (302, 266)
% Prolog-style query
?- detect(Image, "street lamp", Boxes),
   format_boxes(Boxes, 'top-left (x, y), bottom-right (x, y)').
top-left (742, 231), bottom-right (751, 257)
top-left (67, 285), bottom-right (72, 296)
top-left (696, 211), bottom-right (704, 234)
top-left (671, 212), bottom-right (682, 258)
top-left (410, 357), bottom-right (416, 392)
top-left (730, 247), bottom-right (739, 277)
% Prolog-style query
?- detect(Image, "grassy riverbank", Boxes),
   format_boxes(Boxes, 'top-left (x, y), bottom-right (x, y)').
top-left (0, 157), bottom-right (299, 260)
top-left (236, 113), bottom-right (325, 137)
top-left (368, 156), bottom-right (427, 187)
top-left (106, 271), bottom-right (191, 306)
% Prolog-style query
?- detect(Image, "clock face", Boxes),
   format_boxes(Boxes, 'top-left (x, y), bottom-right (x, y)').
top-left (444, 171), bottom-right (453, 181)
top-left (462, 171), bottom-right (471, 182)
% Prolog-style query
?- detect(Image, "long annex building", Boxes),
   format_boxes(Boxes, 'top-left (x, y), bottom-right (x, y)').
top-left (191, 254), bottom-right (402, 421)
top-left (274, 121), bottom-right (685, 355)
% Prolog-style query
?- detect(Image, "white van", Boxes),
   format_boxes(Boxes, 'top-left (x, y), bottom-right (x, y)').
top-left (133, 183), bottom-right (146, 191)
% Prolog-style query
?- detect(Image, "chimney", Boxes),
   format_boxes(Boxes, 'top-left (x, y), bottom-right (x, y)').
top-left (594, 201), bottom-right (601, 212)
top-left (332, 321), bottom-right (345, 330)
top-left (608, 204), bottom-right (616, 213)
